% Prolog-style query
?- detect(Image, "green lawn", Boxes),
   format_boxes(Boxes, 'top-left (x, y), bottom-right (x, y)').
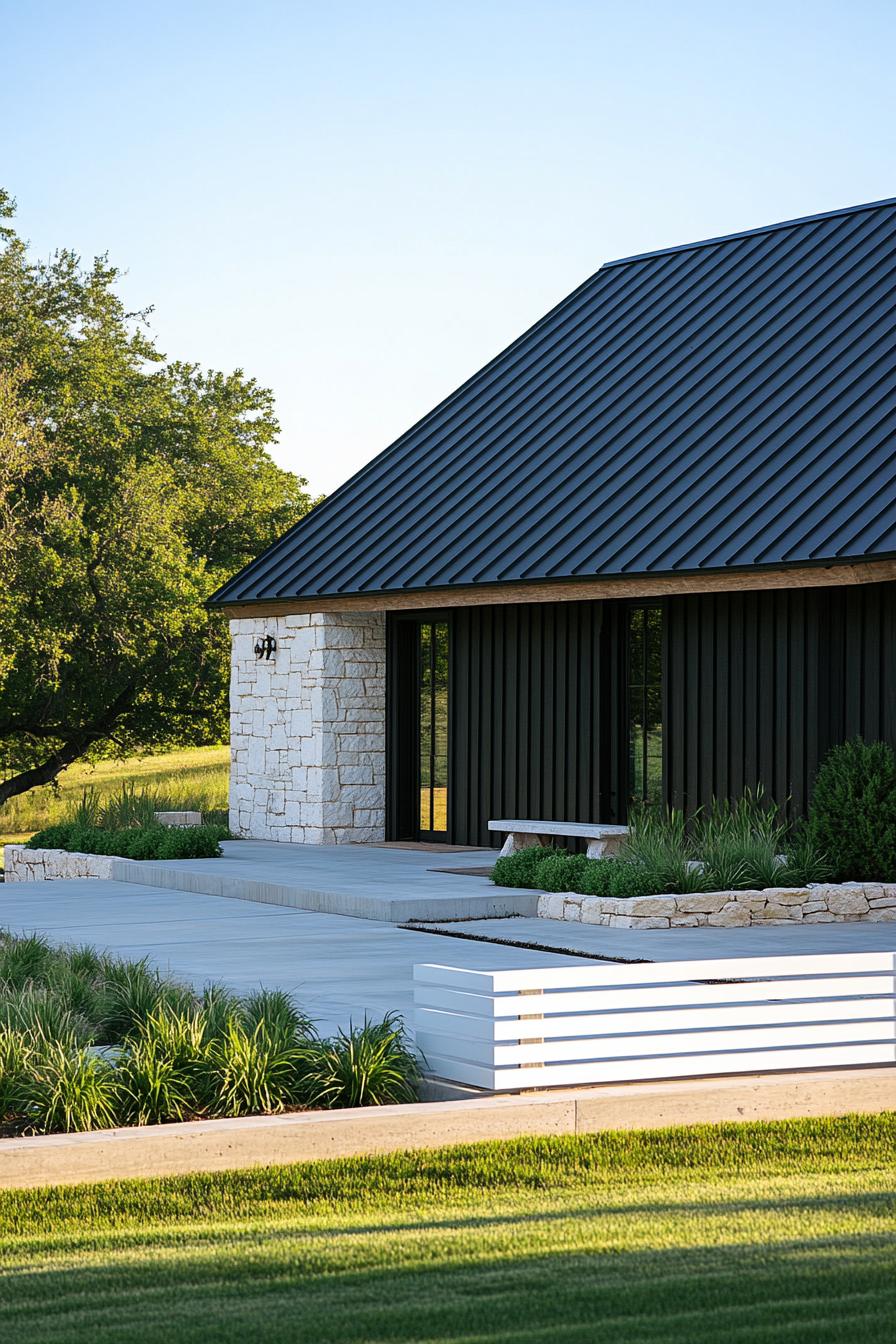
top-left (0, 746), bottom-right (230, 847)
top-left (1, 1117), bottom-right (894, 1343)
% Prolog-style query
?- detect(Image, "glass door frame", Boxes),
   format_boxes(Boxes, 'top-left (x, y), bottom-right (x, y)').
top-left (385, 612), bottom-right (451, 843)
top-left (416, 619), bottom-right (449, 841)
top-left (625, 601), bottom-right (665, 809)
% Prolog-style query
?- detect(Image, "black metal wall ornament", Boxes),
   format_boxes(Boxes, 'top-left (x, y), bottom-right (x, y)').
top-left (254, 634), bottom-right (277, 661)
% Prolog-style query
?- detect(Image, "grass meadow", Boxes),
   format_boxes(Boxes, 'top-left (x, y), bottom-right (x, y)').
top-left (0, 747), bottom-right (230, 848)
top-left (0, 1116), bottom-right (893, 1343)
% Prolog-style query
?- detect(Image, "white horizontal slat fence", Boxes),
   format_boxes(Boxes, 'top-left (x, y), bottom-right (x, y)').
top-left (413, 953), bottom-right (896, 1091)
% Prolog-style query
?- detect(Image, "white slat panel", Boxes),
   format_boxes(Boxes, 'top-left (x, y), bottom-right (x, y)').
top-left (413, 954), bottom-right (896, 1091)
top-left (412, 984), bottom-right (502, 1017)
top-left (488, 996), bottom-right (896, 1040)
top-left (422, 1041), bottom-right (896, 1092)
top-left (487, 1042), bottom-right (896, 1089)
top-left (415, 1031), bottom-right (503, 1068)
top-left (423, 1053), bottom-right (498, 1090)
top-left (415, 1001), bottom-right (896, 1048)
top-left (415, 953), bottom-right (896, 994)
top-left (416, 975), bottom-right (894, 1020)
top-left (417, 1020), bottom-right (895, 1070)
top-left (491, 1019), bottom-right (896, 1064)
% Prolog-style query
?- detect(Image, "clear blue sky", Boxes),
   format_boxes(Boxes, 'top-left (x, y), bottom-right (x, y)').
top-left (3, 1), bottom-right (895, 494)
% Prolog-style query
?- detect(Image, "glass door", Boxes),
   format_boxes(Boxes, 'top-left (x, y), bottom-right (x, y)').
top-left (417, 621), bottom-right (449, 839)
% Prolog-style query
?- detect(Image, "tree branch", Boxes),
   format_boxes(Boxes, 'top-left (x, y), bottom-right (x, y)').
top-left (0, 682), bottom-right (138, 806)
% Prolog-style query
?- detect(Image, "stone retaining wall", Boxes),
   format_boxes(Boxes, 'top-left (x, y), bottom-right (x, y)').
top-left (537, 883), bottom-right (896, 928)
top-left (3, 844), bottom-right (122, 882)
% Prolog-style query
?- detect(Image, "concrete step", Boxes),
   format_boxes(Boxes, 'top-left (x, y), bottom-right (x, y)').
top-left (103, 843), bottom-right (540, 923)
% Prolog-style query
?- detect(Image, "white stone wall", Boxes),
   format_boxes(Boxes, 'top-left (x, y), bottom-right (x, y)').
top-left (229, 612), bottom-right (386, 844)
top-left (3, 845), bottom-right (119, 882)
top-left (537, 882), bottom-right (896, 928)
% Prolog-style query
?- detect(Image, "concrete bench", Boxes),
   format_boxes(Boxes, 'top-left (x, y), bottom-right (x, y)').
top-left (153, 810), bottom-right (203, 828)
top-left (488, 818), bottom-right (629, 860)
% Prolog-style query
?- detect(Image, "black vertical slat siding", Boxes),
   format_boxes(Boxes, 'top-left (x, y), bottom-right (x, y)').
top-left (387, 581), bottom-right (896, 845)
top-left (664, 582), bottom-right (896, 817)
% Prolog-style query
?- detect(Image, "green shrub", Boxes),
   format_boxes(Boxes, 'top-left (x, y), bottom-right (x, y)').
top-left (303, 1015), bottom-right (420, 1109)
top-left (25, 822), bottom-right (78, 851)
top-left (574, 859), bottom-right (614, 896)
top-left (26, 822), bottom-right (223, 861)
top-left (606, 861), bottom-right (659, 898)
top-left (490, 845), bottom-right (556, 888)
top-left (155, 824), bottom-right (226, 859)
top-left (533, 852), bottom-right (591, 892)
top-left (806, 738), bottom-right (896, 882)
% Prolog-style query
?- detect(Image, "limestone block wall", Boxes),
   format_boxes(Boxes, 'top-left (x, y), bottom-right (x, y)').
top-left (229, 612), bottom-right (386, 844)
top-left (3, 845), bottom-right (119, 882)
top-left (537, 883), bottom-right (896, 928)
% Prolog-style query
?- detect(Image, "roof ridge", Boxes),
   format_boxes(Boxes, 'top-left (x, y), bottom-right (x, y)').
top-left (602, 196), bottom-right (896, 270)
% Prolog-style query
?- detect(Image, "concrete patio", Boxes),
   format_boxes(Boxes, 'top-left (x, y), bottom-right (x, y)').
top-left (3, 854), bottom-right (895, 1039)
top-left (0, 877), bottom-right (581, 1037)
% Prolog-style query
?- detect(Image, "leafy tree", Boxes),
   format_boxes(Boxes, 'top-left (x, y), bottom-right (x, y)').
top-left (0, 190), bottom-right (313, 804)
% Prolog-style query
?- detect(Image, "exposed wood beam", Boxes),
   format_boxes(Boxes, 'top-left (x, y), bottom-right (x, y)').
top-left (216, 560), bottom-right (896, 618)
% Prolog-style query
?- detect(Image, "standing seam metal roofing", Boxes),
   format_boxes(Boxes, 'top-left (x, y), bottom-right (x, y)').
top-left (211, 197), bottom-right (896, 606)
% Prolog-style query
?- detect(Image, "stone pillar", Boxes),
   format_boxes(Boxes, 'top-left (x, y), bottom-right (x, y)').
top-left (229, 612), bottom-right (386, 844)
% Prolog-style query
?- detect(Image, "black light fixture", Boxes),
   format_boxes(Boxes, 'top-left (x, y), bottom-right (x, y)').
top-left (254, 634), bottom-right (277, 661)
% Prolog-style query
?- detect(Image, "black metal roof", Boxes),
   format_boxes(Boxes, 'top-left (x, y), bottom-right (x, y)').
top-left (212, 197), bottom-right (896, 606)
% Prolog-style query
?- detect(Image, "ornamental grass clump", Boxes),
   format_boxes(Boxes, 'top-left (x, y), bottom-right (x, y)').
top-left (206, 1019), bottom-right (309, 1118)
top-left (116, 1006), bottom-right (211, 1125)
top-left (302, 1015), bottom-right (421, 1110)
top-left (622, 806), bottom-right (707, 894)
top-left (694, 788), bottom-right (787, 890)
top-left (18, 1040), bottom-right (119, 1135)
top-left (0, 929), bottom-right (422, 1133)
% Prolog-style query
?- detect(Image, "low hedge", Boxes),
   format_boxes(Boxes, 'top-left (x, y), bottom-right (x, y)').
top-left (492, 848), bottom-right (659, 899)
top-left (25, 822), bottom-right (228, 861)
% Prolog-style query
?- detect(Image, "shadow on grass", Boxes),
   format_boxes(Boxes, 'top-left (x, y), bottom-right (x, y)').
top-left (2, 1212), bottom-right (895, 1344)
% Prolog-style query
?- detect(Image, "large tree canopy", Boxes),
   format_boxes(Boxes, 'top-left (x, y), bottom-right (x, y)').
top-left (0, 190), bottom-right (313, 804)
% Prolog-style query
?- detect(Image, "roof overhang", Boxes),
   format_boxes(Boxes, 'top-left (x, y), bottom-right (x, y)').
top-left (213, 557), bottom-right (896, 618)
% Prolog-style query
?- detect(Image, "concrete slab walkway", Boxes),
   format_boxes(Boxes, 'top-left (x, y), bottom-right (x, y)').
top-left (102, 839), bottom-right (534, 922)
top-left (0, 879), bottom-right (585, 1038)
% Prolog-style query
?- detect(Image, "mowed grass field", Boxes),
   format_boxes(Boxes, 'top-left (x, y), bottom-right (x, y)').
top-left (1, 1117), bottom-right (894, 1343)
top-left (0, 746), bottom-right (230, 847)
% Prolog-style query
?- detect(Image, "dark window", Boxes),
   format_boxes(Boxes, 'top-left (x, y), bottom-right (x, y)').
top-left (629, 605), bottom-right (663, 804)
